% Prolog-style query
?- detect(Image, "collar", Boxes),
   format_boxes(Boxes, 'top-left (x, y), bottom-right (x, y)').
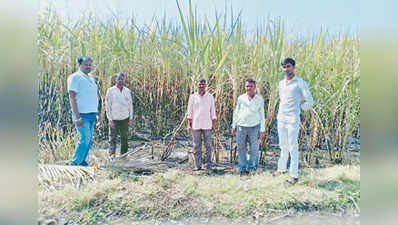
top-left (285, 74), bottom-right (298, 83)
top-left (196, 91), bottom-right (207, 97)
top-left (78, 69), bottom-right (90, 76)
top-left (113, 85), bottom-right (125, 90)
top-left (244, 93), bottom-right (257, 100)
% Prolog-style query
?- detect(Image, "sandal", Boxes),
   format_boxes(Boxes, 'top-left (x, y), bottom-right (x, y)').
top-left (285, 177), bottom-right (298, 185)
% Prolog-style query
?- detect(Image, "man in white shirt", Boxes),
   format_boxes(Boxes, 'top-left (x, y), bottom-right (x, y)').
top-left (105, 72), bottom-right (133, 158)
top-left (67, 56), bottom-right (100, 166)
top-left (275, 58), bottom-right (314, 184)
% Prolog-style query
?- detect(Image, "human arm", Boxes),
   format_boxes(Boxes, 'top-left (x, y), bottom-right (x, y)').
top-left (105, 88), bottom-right (114, 128)
top-left (128, 90), bottom-right (134, 126)
top-left (299, 80), bottom-right (314, 122)
top-left (186, 95), bottom-right (193, 132)
top-left (96, 89), bottom-right (102, 127)
top-left (69, 90), bottom-right (83, 128)
top-left (187, 119), bottom-right (193, 133)
top-left (210, 95), bottom-right (217, 132)
top-left (231, 98), bottom-right (240, 136)
top-left (258, 96), bottom-right (265, 140)
top-left (300, 80), bottom-right (314, 111)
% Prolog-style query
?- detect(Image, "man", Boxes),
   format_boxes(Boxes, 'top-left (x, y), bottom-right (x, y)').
top-left (275, 58), bottom-right (314, 185)
top-left (105, 72), bottom-right (133, 158)
top-left (67, 56), bottom-right (100, 166)
top-left (232, 78), bottom-right (265, 175)
top-left (186, 78), bottom-right (216, 171)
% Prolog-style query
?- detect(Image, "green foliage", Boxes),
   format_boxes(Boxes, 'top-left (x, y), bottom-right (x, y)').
top-left (38, 5), bottom-right (359, 164)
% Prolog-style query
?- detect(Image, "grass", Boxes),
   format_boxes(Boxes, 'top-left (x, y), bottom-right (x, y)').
top-left (37, 1), bottom-right (360, 166)
top-left (37, 2), bottom-right (360, 224)
top-left (39, 165), bottom-right (360, 224)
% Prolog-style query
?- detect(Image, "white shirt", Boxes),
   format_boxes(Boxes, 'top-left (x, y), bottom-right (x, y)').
top-left (67, 69), bottom-right (99, 114)
top-left (105, 86), bottom-right (133, 121)
top-left (277, 75), bottom-right (313, 123)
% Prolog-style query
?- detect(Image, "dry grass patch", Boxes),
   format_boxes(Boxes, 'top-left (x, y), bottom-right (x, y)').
top-left (39, 165), bottom-right (360, 224)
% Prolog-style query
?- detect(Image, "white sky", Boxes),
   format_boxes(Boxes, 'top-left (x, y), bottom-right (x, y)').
top-left (39, 0), bottom-right (361, 38)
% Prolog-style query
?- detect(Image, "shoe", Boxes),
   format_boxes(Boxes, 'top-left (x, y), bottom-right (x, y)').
top-left (193, 167), bottom-right (202, 171)
top-left (239, 171), bottom-right (248, 176)
top-left (108, 151), bottom-right (115, 160)
top-left (248, 170), bottom-right (257, 176)
top-left (285, 177), bottom-right (299, 185)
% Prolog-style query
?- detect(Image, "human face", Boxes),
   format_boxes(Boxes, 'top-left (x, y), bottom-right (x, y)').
top-left (79, 59), bottom-right (92, 74)
top-left (197, 81), bottom-right (206, 94)
top-left (245, 82), bottom-right (255, 96)
top-left (116, 75), bottom-right (124, 86)
top-left (282, 63), bottom-right (295, 77)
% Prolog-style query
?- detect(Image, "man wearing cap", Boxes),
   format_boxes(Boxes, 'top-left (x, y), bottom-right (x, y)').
top-left (186, 78), bottom-right (217, 171)
top-left (105, 72), bottom-right (134, 158)
top-left (232, 78), bottom-right (265, 175)
top-left (67, 56), bottom-right (100, 166)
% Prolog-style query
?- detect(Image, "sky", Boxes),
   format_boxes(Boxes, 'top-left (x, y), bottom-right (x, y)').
top-left (39, 0), bottom-right (360, 39)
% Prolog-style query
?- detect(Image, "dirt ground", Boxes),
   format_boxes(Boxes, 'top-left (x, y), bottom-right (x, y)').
top-left (88, 130), bottom-right (360, 175)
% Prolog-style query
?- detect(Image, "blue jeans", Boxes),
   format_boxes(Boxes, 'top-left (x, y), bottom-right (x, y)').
top-left (69, 113), bottom-right (97, 166)
top-left (236, 124), bottom-right (260, 172)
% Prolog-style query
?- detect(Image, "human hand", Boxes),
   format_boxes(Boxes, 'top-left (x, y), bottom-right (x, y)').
top-left (232, 129), bottom-right (236, 136)
top-left (258, 131), bottom-right (265, 140)
top-left (300, 114), bottom-right (305, 123)
top-left (76, 119), bottom-right (83, 128)
top-left (95, 115), bottom-right (101, 127)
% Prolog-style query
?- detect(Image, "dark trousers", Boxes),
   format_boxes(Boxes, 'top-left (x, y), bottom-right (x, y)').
top-left (109, 118), bottom-right (129, 155)
top-left (192, 129), bottom-right (212, 169)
